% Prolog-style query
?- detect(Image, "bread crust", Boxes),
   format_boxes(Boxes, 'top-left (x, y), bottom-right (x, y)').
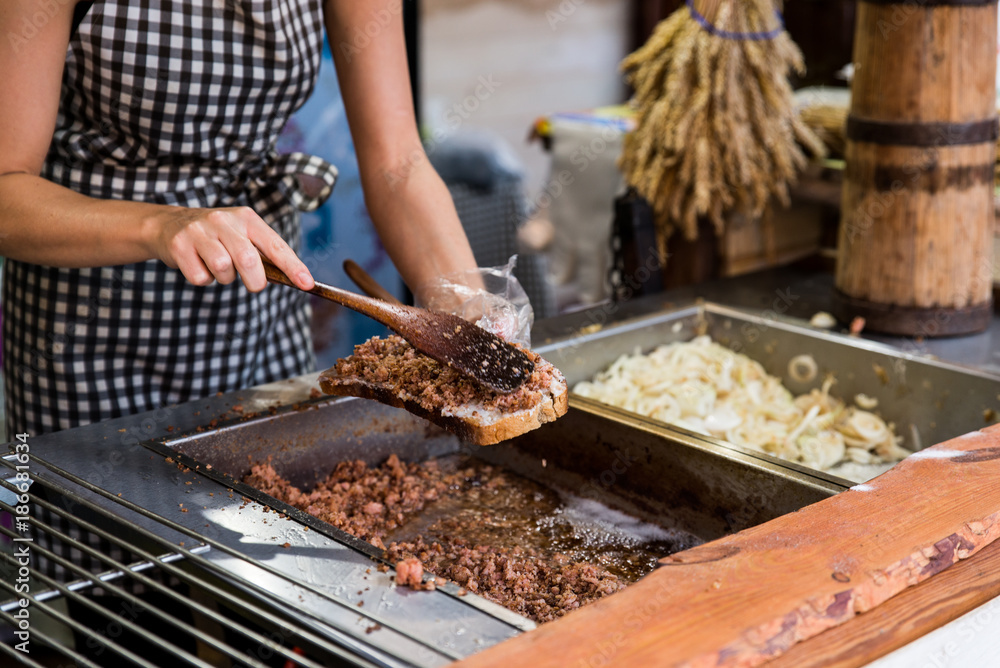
top-left (318, 366), bottom-right (569, 446)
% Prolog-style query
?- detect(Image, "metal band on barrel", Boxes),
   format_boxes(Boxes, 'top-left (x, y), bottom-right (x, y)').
top-left (846, 117), bottom-right (999, 147)
top-left (831, 290), bottom-right (993, 337)
top-left (844, 163), bottom-right (997, 193)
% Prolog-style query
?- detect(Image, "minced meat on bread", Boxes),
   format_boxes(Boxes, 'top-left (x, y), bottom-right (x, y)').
top-left (319, 335), bottom-right (568, 445)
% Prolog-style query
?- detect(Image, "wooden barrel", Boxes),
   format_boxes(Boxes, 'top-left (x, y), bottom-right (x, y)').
top-left (833, 0), bottom-right (998, 336)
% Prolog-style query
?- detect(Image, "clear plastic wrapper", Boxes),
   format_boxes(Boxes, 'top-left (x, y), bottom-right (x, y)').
top-left (421, 256), bottom-right (534, 348)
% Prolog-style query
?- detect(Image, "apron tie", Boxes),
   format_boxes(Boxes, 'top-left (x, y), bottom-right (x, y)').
top-left (231, 151), bottom-right (338, 212)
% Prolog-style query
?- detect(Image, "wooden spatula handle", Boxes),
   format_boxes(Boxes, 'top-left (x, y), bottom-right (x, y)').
top-left (259, 255), bottom-right (300, 290)
top-left (343, 259), bottom-right (403, 305)
top-left (257, 253), bottom-right (534, 393)
top-left (258, 254), bottom-right (402, 325)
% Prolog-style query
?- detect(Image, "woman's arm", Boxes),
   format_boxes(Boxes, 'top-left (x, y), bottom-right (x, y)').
top-left (0, 0), bottom-right (313, 292)
top-left (323, 0), bottom-right (480, 303)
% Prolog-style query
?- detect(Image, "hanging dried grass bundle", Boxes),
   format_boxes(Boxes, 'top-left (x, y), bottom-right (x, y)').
top-left (798, 103), bottom-right (849, 158)
top-left (620, 0), bottom-right (825, 245)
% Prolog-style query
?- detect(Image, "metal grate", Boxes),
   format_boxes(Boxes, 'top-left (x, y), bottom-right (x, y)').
top-left (0, 455), bottom-right (461, 667)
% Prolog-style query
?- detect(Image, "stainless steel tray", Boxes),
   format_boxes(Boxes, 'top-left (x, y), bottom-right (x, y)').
top-left (171, 396), bottom-right (842, 546)
top-left (537, 302), bottom-right (1000, 483)
top-left (162, 389), bottom-right (842, 655)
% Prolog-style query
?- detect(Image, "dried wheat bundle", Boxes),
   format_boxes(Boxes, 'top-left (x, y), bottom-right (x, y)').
top-left (620, 0), bottom-right (825, 245)
top-left (798, 103), bottom-right (848, 158)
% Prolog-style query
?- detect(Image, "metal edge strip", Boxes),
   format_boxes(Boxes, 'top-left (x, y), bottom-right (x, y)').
top-left (541, 299), bottom-right (1000, 381)
top-left (542, 300), bottom-right (1000, 387)
top-left (699, 302), bottom-right (1000, 380)
top-left (534, 304), bottom-right (705, 354)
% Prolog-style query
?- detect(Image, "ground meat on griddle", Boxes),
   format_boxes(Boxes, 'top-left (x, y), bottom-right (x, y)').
top-left (333, 335), bottom-right (561, 414)
top-left (386, 538), bottom-right (625, 623)
top-left (245, 455), bottom-right (446, 543)
top-left (246, 457), bottom-right (627, 623)
top-left (394, 558), bottom-right (424, 587)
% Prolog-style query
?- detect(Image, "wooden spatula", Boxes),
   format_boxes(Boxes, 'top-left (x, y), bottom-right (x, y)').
top-left (342, 259), bottom-right (402, 305)
top-left (260, 256), bottom-right (535, 394)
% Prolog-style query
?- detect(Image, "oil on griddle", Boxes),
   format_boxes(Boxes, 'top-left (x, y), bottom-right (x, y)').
top-left (245, 454), bottom-right (702, 623)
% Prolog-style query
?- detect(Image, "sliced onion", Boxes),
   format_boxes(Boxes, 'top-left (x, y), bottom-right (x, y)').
top-left (809, 312), bottom-right (837, 329)
top-left (799, 432), bottom-right (846, 470)
top-left (854, 393), bottom-right (879, 410)
top-left (786, 404), bottom-right (821, 445)
top-left (788, 355), bottom-right (818, 383)
top-left (846, 447), bottom-right (875, 465)
top-left (704, 407), bottom-right (742, 433)
top-left (571, 336), bottom-right (903, 472)
top-left (847, 410), bottom-right (888, 443)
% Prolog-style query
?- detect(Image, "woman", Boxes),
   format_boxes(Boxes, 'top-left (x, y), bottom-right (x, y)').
top-left (0, 0), bottom-right (483, 435)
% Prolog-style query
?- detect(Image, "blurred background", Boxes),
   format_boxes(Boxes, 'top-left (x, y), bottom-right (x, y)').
top-left (0, 0), bottom-right (979, 435)
top-left (284, 0), bottom-right (863, 371)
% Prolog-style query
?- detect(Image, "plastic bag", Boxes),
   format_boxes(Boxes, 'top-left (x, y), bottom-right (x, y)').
top-left (421, 256), bottom-right (534, 348)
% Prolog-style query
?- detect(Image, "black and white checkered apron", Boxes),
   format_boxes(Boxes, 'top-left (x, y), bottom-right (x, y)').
top-left (3, 0), bottom-right (338, 437)
top-left (2, 0), bottom-right (337, 584)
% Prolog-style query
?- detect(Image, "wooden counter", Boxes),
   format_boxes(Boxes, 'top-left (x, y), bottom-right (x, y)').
top-left (457, 426), bottom-right (1000, 667)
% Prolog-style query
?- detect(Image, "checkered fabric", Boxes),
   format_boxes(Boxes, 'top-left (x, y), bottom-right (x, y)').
top-left (3, 0), bottom-right (337, 437)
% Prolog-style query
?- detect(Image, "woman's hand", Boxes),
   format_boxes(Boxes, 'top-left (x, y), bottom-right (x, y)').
top-left (150, 206), bottom-right (314, 292)
top-left (0, 2), bottom-right (313, 294)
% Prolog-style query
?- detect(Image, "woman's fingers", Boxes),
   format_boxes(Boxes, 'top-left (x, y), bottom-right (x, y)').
top-left (197, 237), bottom-right (239, 286)
top-left (215, 209), bottom-right (267, 291)
top-left (245, 212), bottom-right (314, 291)
top-left (172, 245), bottom-right (215, 286)
top-left (156, 206), bottom-right (313, 293)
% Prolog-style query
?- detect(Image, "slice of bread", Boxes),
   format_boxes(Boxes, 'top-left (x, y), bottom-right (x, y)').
top-left (318, 335), bottom-right (569, 446)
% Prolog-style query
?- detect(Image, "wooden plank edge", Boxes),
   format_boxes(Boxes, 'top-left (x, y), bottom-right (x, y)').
top-left (764, 536), bottom-right (1000, 667)
top-left (689, 511), bottom-right (1000, 667)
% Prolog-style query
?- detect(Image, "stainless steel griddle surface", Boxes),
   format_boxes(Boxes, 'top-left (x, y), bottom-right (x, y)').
top-left (14, 264), bottom-right (1000, 666)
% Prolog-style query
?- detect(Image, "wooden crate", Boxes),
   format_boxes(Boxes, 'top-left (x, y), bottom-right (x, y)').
top-left (721, 202), bottom-right (825, 278)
